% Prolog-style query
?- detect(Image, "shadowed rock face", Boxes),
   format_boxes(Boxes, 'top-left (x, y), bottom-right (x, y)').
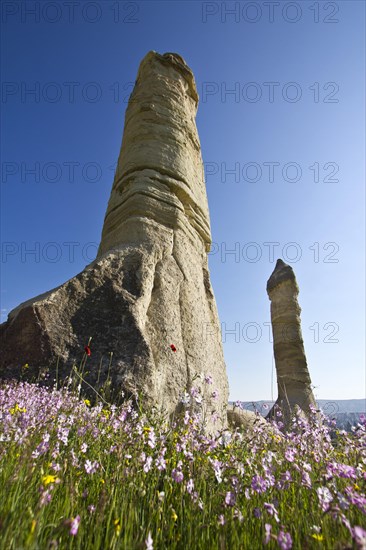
top-left (266, 259), bottom-right (316, 424)
top-left (0, 51), bottom-right (229, 431)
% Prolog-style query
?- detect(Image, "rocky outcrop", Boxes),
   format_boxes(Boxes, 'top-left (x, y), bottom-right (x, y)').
top-left (227, 404), bottom-right (272, 434)
top-left (0, 51), bottom-right (229, 431)
top-left (266, 259), bottom-right (316, 424)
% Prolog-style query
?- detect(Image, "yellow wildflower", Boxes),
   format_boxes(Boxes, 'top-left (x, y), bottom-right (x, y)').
top-left (171, 509), bottom-right (178, 522)
top-left (114, 519), bottom-right (121, 536)
top-left (311, 534), bottom-right (323, 541)
top-left (42, 475), bottom-right (57, 485)
top-left (9, 403), bottom-right (26, 414)
top-left (84, 399), bottom-right (91, 407)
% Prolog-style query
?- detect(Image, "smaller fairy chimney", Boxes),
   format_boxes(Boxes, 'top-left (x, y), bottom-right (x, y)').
top-left (266, 259), bottom-right (316, 423)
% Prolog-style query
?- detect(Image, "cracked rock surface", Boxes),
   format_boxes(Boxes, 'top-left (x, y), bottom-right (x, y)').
top-left (0, 51), bottom-right (229, 430)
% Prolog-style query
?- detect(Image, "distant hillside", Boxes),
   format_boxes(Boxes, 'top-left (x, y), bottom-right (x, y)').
top-left (229, 399), bottom-right (365, 431)
top-left (230, 399), bottom-right (365, 414)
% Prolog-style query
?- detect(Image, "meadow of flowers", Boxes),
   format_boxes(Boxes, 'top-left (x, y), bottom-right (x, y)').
top-left (0, 366), bottom-right (365, 549)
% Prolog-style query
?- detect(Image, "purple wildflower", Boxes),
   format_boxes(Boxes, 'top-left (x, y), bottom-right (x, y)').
top-left (143, 456), bottom-right (153, 473)
top-left (264, 523), bottom-right (272, 545)
top-left (155, 455), bottom-right (166, 471)
top-left (301, 471), bottom-right (312, 488)
top-left (39, 489), bottom-right (52, 507)
top-left (181, 392), bottom-right (190, 405)
top-left (211, 459), bottom-right (223, 484)
top-left (326, 461), bottom-right (357, 481)
top-left (264, 502), bottom-right (279, 523)
top-left (345, 487), bottom-right (366, 514)
top-left (187, 479), bottom-right (194, 494)
top-left (221, 431), bottom-right (232, 447)
top-left (70, 515), bottom-right (80, 536)
top-left (172, 468), bottom-right (184, 483)
top-left (251, 474), bottom-right (267, 494)
top-left (145, 531), bottom-right (153, 550)
top-left (279, 470), bottom-right (292, 489)
top-left (231, 476), bottom-right (239, 488)
top-left (234, 509), bottom-right (244, 522)
top-left (204, 375), bottom-right (213, 384)
top-left (340, 514), bottom-right (351, 531)
top-left (265, 473), bottom-right (276, 488)
top-left (278, 529), bottom-right (293, 550)
top-left (84, 460), bottom-right (99, 474)
top-left (285, 448), bottom-right (296, 462)
top-left (353, 526), bottom-right (366, 550)
top-left (337, 492), bottom-right (350, 511)
top-left (147, 430), bottom-right (156, 449)
top-left (225, 491), bottom-right (236, 507)
top-left (316, 486), bottom-right (333, 512)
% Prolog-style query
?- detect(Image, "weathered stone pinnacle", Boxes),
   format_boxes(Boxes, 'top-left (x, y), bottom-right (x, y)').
top-left (97, 50), bottom-right (211, 258)
top-left (266, 259), bottom-right (316, 424)
top-left (0, 51), bottom-right (229, 431)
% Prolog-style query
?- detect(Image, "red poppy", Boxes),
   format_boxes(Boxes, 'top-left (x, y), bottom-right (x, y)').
top-left (170, 344), bottom-right (177, 352)
top-left (84, 346), bottom-right (91, 356)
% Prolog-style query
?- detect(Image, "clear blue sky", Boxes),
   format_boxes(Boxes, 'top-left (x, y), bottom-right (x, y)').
top-left (1, 1), bottom-right (365, 402)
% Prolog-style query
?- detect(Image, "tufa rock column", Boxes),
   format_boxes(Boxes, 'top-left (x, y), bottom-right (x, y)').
top-left (0, 51), bottom-right (229, 430)
top-left (266, 259), bottom-right (316, 423)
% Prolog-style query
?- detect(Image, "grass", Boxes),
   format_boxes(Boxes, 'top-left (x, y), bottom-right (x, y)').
top-left (0, 357), bottom-right (365, 549)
